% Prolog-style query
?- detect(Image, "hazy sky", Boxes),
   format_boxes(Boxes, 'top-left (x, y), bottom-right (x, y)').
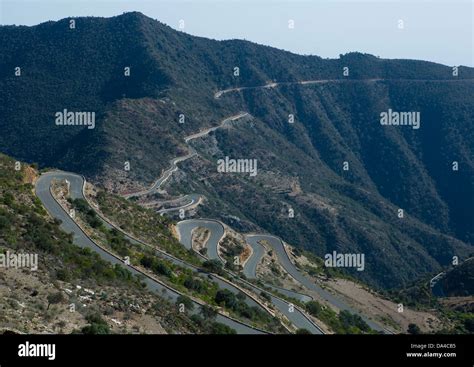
top-left (1, 0), bottom-right (472, 66)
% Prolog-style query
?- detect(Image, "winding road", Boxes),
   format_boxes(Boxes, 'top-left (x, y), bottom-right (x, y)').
top-left (214, 77), bottom-right (474, 99)
top-left (247, 234), bottom-right (388, 332)
top-left (36, 170), bottom-right (324, 334)
top-left (176, 219), bottom-right (323, 333)
top-left (35, 171), bottom-right (267, 334)
top-left (123, 112), bottom-right (249, 202)
top-left (171, 78), bottom-right (395, 333)
top-left (214, 78), bottom-right (383, 99)
top-left (176, 220), bottom-right (388, 333)
top-left (34, 78), bottom-right (405, 334)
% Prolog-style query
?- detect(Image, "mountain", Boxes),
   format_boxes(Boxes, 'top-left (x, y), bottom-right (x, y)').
top-left (0, 12), bottom-right (472, 289)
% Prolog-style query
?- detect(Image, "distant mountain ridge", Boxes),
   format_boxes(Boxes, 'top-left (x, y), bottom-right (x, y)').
top-left (0, 12), bottom-right (472, 289)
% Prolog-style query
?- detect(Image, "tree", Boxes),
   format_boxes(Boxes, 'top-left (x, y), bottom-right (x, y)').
top-left (81, 313), bottom-right (110, 334)
top-left (305, 300), bottom-right (322, 317)
top-left (46, 292), bottom-right (64, 310)
top-left (464, 318), bottom-right (474, 333)
top-left (407, 323), bottom-right (421, 335)
top-left (260, 291), bottom-right (271, 302)
top-left (3, 192), bottom-right (14, 206)
top-left (296, 328), bottom-right (311, 334)
top-left (183, 277), bottom-right (204, 293)
top-left (152, 261), bottom-right (172, 277)
top-left (339, 310), bottom-right (371, 333)
top-left (200, 305), bottom-right (217, 320)
top-left (81, 323), bottom-right (110, 334)
top-left (215, 289), bottom-right (237, 309)
top-left (0, 214), bottom-right (11, 230)
top-left (55, 269), bottom-right (70, 282)
top-left (202, 259), bottom-right (224, 275)
top-left (176, 295), bottom-right (194, 312)
top-left (209, 322), bottom-right (237, 334)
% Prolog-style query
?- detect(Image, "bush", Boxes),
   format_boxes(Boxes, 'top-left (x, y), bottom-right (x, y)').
top-left (140, 255), bottom-right (172, 278)
top-left (209, 322), bottom-right (237, 334)
top-left (305, 301), bottom-right (322, 316)
top-left (46, 292), bottom-right (64, 310)
top-left (81, 313), bottom-right (110, 335)
top-left (152, 261), bottom-right (172, 277)
top-left (260, 291), bottom-right (271, 302)
top-left (215, 289), bottom-right (237, 309)
top-left (183, 277), bottom-right (204, 293)
top-left (202, 259), bottom-right (224, 275)
top-left (176, 295), bottom-right (194, 312)
top-left (55, 269), bottom-right (70, 282)
top-left (338, 310), bottom-right (371, 333)
top-left (200, 305), bottom-right (217, 320)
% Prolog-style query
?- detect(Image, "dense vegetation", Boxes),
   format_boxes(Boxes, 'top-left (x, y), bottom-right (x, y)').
top-left (95, 191), bottom-right (201, 265)
top-left (69, 196), bottom-right (281, 332)
top-left (305, 300), bottom-right (374, 334)
top-left (220, 236), bottom-right (245, 272)
top-left (439, 259), bottom-right (474, 297)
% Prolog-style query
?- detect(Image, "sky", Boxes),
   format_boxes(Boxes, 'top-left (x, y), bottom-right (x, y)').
top-left (0, 0), bottom-right (473, 67)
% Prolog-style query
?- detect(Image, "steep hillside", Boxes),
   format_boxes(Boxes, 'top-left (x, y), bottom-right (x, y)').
top-left (0, 153), bottom-right (215, 334)
top-left (439, 259), bottom-right (474, 297)
top-left (387, 261), bottom-right (474, 334)
top-left (0, 12), bottom-right (472, 289)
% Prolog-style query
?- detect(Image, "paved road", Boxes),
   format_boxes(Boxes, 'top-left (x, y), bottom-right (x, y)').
top-left (35, 171), bottom-right (265, 334)
top-left (176, 219), bottom-right (387, 333)
top-left (429, 258), bottom-right (474, 298)
top-left (430, 272), bottom-right (446, 297)
top-left (124, 112), bottom-right (248, 200)
top-left (117, 77), bottom-right (390, 333)
top-left (243, 236), bottom-right (266, 279)
top-left (265, 284), bottom-right (313, 303)
top-left (214, 78), bottom-right (474, 99)
top-left (178, 221), bottom-right (314, 304)
top-left (176, 220), bottom-right (324, 334)
top-left (34, 77), bottom-right (453, 334)
top-left (214, 79), bottom-right (383, 99)
top-left (245, 236), bottom-right (312, 302)
top-left (246, 234), bottom-right (389, 333)
top-left (145, 194), bottom-right (202, 214)
top-left (213, 79), bottom-right (418, 333)
top-left (123, 151), bottom-right (196, 199)
top-left (177, 219), bottom-right (225, 262)
top-left (184, 220), bottom-right (390, 332)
